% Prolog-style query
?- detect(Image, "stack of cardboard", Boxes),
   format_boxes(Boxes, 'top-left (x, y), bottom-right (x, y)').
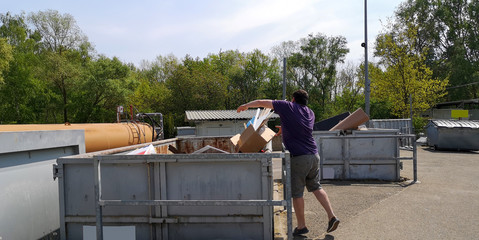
top-left (230, 108), bottom-right (276, 153)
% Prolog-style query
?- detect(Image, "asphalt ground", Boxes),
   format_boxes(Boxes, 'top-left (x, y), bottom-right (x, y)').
top-left (273, 146), bottom-right (479, 240)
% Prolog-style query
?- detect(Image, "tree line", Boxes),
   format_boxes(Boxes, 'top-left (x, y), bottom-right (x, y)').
top-left (1, 1), bottom-right (477, 137)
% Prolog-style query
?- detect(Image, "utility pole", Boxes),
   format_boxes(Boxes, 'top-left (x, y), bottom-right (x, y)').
top-left (364, 0), bottom-right (370, 117)
top-left (283, 58), bottom-right (287, 100)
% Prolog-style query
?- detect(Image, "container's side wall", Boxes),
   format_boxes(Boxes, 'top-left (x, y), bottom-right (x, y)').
top-left (168, 223), bottom-right (264, 240)
top-left (436, 128), bottom-right (479, 150)
top-left (313, 130), bottom-right (400, 181)
top-left (426, 125), bottom-right (439, 147)
top-left (0, 157), bottom-right (60, 239)
top-left (65, 163), bottom-right (95, 216)
top-left (161, 156), bottom-right (272, 240)
top-left (164, 161), bottom-right (263, 215)
top-left (0, 130), bottom-right (84, 240)
top-left (101, 163), bottom-right (151, 215)
top-left (67, 223), bottom-right (152, 240)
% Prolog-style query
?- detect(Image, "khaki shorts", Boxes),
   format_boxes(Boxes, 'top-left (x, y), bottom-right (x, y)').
top-left (291, 153), bottom-right (322, 198)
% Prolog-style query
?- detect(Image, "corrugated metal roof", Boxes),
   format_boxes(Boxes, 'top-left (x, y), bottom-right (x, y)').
top-left (185, 109), bottom-right (279, 121)
top-left (431, 120), bottom-right (479, 128)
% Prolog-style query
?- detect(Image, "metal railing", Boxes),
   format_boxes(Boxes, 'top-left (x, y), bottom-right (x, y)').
top-left (93, 152), bottom-right (293, 240)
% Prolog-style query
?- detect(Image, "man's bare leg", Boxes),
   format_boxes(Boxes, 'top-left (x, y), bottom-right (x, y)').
top-left (293, 197), bottom-right (306, 229)
top-left (312, 188), bottom-right (335, 220)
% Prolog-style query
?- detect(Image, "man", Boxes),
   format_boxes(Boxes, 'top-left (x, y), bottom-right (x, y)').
top-left (237, 89), bottom-right (339, 236)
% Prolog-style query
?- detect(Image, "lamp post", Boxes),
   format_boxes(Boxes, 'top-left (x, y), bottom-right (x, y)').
top-left (364, 0), bottom-right (370, 117)
top-left (283, 58), bottom-right (287, 100)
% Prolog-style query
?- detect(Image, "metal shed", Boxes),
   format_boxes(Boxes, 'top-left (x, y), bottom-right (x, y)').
top-left (185, 110), bottom-right (279, 137)
top-left (426, 120), bottom-right (479, 151)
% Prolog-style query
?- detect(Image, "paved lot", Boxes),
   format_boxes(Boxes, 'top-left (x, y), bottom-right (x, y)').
top-left (274, 146), bottom-right (479, 239)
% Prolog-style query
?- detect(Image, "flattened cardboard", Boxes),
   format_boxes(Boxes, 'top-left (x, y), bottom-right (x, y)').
top-left (329, 108), bottom-right (369, 131)
top-left (314, 112), bottom-right (350, 131)
top-left (230, 124), bottom-right (275, 153)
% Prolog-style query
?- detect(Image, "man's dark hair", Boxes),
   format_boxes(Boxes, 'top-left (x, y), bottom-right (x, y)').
top-left (293, 89), bottom-right (309, 105)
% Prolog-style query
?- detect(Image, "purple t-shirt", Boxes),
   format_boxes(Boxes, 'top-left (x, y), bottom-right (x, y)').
top-left (272, 100), bottom-right (318, 156)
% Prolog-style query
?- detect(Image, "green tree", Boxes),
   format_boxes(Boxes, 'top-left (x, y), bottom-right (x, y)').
top-left (29, 10), bottom-right (90, 123)
top-left (372, 25), bottom-right (448, 118)
top-left (71, 56), bottom-right (136, 122)
top-left (130, 54), bottom-right (179, 119)
top-left (242, 49), bottom-right (279, 102)
top-left (394, 0), bottom-right (479, 100)
top-left (0, 13), bottom-right (48, 124)
top-left (208, 49), bottom-right (282, 109)
top-left (260, 57), bottom-right (282, 101)
top-left (139, 54), bottom-right (179, 83)
top-left (207, 49), bottom-right (247, 109)
top-left (331, 62), bottom-right (365, 116)
top-left (0, 37), bottom-right (13, 84)
top-left (184, 56), bottom-right (227, 110)
top-left (270, 40), bottom-right (299, 63)
top-left (288, 33), bottom-right (349, 119)
top-left (28, 10), bottom-right (87, 54)
top-left (165, 55), bottom-right (228, 125)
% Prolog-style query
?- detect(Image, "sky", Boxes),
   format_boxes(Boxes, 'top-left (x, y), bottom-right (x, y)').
top-left (4, 0), bottom-right (405, 67)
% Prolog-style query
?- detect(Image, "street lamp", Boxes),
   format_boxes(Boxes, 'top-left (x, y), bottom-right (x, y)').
top-left (363, 0), bottom-right (371, 117)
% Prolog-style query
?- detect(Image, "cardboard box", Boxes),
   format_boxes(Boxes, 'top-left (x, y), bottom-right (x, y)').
top-left (329, 108), bottom-right (369, 131)
top-left (314, 111), bottom-right (350, 131)
top-left (230, 124), bottom-right (276, 153)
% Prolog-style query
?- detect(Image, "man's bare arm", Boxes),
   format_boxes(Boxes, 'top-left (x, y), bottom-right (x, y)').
top-left (237, 100), bottom-right (274, 112)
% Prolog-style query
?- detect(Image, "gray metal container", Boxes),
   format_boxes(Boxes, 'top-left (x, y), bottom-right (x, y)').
top-left (54, 136), bottom-right (289, 240)
top-left (426, 120), bottom-right (479, 151)
top-left (0, 130), bottom-right (85, 240)
top-left (313, 129), bottom-right (401, 181)
top-left (369, 119), bottom-right (413, 147)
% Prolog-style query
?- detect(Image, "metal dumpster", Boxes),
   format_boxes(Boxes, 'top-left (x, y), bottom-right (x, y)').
top-left (0, 130), bottom-right (85, 240)
top-left (313, 129), bottom-right (402, 181)
top-left (426, 120), bottom-right (479, 151)
top-left (54, 136), bottom-right (291, 240)
top-left (368, 119), bottom-right (413, 147)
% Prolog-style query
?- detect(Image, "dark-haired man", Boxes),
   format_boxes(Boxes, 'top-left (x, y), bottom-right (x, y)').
top-left (237, 89), bottom-right (339, 236)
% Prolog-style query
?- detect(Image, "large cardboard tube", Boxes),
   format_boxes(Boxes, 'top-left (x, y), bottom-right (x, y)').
top-left (0, 123), bottom-right (155, 152)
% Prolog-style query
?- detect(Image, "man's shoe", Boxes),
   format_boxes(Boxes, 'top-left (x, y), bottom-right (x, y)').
top-left (293, 227), bottom-right (309, 236)
top-left (327, 217), bottom-right (340, 233)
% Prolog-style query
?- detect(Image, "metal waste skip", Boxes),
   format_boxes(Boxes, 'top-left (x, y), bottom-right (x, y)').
top-left (426, 120), bottom-right (479, 151)
top-left (54, 136), bottom-right (292, 240)
top-left (313, 129), bottom-right (417, 181)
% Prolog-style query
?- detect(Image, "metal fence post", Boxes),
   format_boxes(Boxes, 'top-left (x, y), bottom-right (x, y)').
top-left (94, 158), bottom-right (103, 240)
top-left (413, 136), bottom-right (418, 182)
top-left (319, 139), bottom-right (324, 180)
top-left (284, 152), bottom-right (293, 240)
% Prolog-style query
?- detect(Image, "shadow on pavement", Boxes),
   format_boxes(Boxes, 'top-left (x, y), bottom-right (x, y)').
top-left (293, 234), bottom-right (335, 240)
top-left (422, 147), bottom-right (479, 154)
top-left (320, 179), bottom-right (411, 187)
